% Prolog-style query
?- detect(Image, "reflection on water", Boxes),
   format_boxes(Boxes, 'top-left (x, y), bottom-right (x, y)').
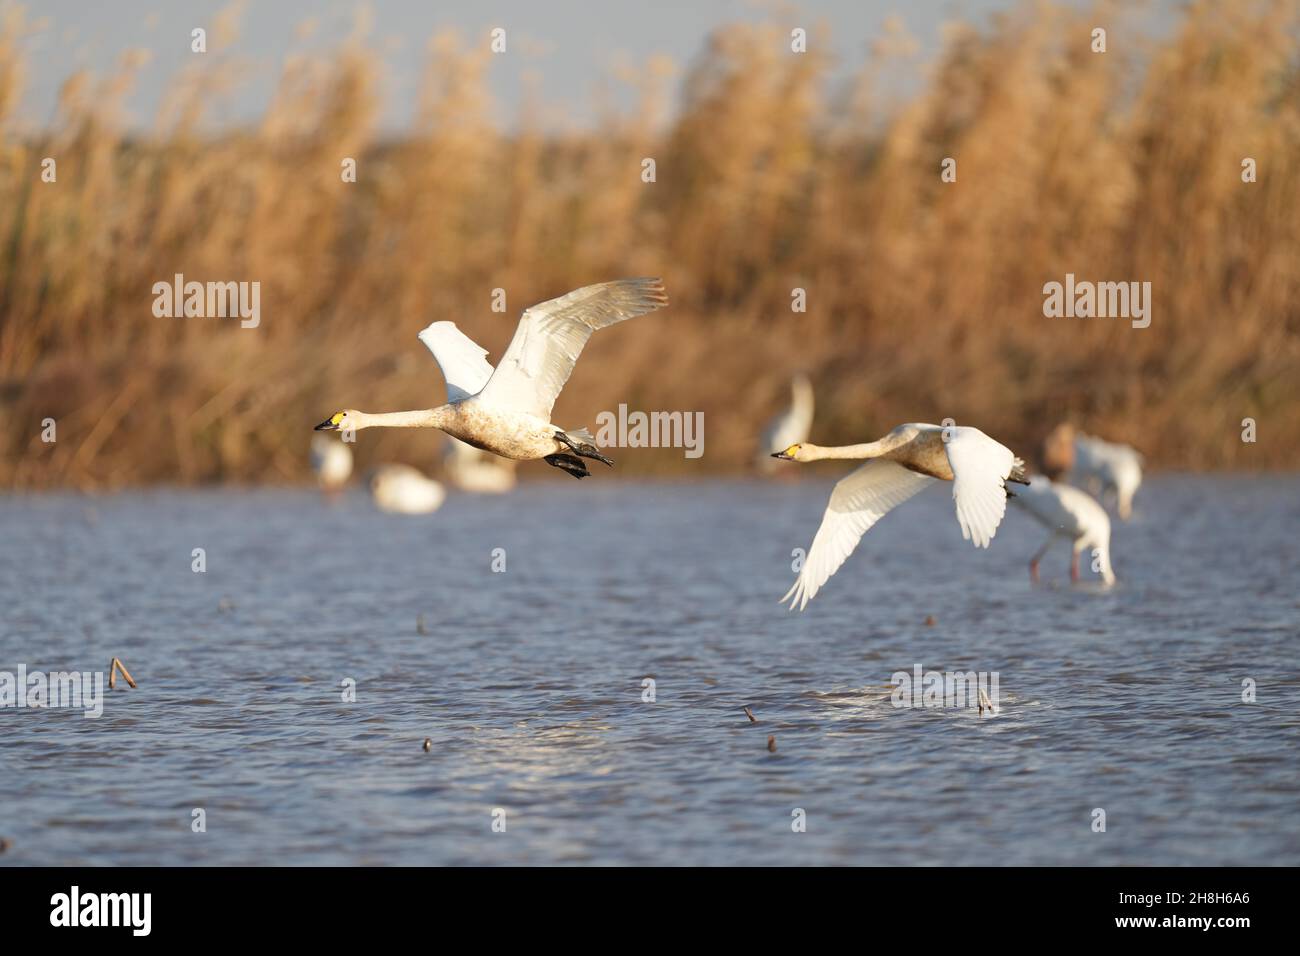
top-left (1, 476), bottom-right (1298, 865)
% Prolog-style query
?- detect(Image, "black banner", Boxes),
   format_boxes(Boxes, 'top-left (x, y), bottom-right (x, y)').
top-left (0, 866), bottom-right (1282, 941)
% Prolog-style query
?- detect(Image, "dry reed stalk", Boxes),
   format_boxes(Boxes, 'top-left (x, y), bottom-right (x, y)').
top-left (0, 2), bottom-right (1296, 489)
top-left (109, 657), bottom-right (137, 690)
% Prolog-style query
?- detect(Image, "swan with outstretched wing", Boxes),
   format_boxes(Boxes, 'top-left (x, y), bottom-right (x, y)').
top-left (314, 278), bottom-right (668, 479)
top-left (772, 423), bottom-right (1027, 609)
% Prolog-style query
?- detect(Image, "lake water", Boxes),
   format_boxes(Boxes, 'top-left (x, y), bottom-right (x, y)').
top-left (1, 475), bottom-right (1297, 866)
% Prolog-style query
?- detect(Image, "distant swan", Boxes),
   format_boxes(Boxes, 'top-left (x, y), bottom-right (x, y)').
top-left (310, 434), bottom-right (353, 494)
top-left (316, 278), bottom-right (668, 479)
top-left (443, 436), bottom-right (517, 494)
top-left (757, 374), bottom-right (814, 475)
top-left (1011, 475), bottom-right (1115, 585)
top-left (369, 464), bottom-right (446, 515)
top-left (772, 423), bottom-right (1027, 609)
top-left (1043, 424), bottom-right (1142, 520)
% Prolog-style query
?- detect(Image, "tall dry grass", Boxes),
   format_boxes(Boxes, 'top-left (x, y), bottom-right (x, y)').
top-left (1, 0), bottom-right (1297, 488)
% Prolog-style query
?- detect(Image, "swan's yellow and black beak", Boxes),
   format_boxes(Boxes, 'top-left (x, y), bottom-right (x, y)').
top-left (771, 444), bottom-right (800, 461)
top-left (314, 412), bottom-right (344, 432)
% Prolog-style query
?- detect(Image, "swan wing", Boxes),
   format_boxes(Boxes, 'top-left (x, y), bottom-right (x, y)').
top-left (476, 278), bottom-right (668, 419)
top-left (944, 427), bottom-right (1016, 548)
top-left (417, 321), bottom-right (496, 403)
top-left (782, 460), bottom-right (934, 610)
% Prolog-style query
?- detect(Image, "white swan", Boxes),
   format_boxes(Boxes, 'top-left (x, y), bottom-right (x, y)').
top-left (1075, 435), bottom-right (1142, 521)
top-left (315, 278), bottom-right (668, 479)
top-left (369, 464), bottom-right (446, 515)
top-left (442, 436), bottom-right (517, 494)
top-left (1043, 424), bottom-right (1142, 520)
top-left (1011, 475), bottom-right (1115, 585)
top-left (757, 374), bottom-right (814, 474)
top-left (772, 423), bottom-right (1027, 609)
top-left (310, 434), bottom-right (353, 493)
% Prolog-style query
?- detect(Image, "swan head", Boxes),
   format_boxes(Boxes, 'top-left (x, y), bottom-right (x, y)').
top-left (771, 443), bottom-right (805, 462)
top-left (1040, 423), bottom-right (1076, 479)
top-left (315, 410), bottom-right (360, 432)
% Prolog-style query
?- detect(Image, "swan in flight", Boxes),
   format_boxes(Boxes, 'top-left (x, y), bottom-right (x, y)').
top-left (1011, 475), bottom-right (1115, 585)
top-left (757, 374), bottom-right (815, 475)
top-left (1043, 424), bottom-right (1142, 520)
top-left (315, 278), bottom-right (669, 479)
top-left (310, 434), bottom-right (353, 496)
top-left (772, 423), bottom-right (1027, 609)
top-left (369, 464), bottom-right (446, 515)
top-left (443, 436), bottom-right (517, 493)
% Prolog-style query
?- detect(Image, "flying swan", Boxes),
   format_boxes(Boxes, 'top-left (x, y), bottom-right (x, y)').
top-left (315, 278), bottom-right (669, 479)
top-left (772, 423), bottom-right (1027, 609)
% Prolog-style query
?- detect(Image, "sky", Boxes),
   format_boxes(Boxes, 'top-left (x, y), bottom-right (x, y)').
top-left (10, 0), bottom-right (1172, 132)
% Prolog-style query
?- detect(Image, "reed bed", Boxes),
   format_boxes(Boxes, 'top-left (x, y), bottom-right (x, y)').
top-left (1, 1), bottom-right (1297, 488)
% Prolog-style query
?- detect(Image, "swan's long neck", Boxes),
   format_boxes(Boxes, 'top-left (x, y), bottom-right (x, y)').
top-left (800, 440), bottom-right (891, 461)
top-left (800, 425), bottom-right (919, 461)
top-left (354, 406), bottom-right (453, 430)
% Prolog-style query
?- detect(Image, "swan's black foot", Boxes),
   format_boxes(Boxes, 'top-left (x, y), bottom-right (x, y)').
top-left (577, 443), bottom-right (614, 466)
top-left (553, 431), bottom-right (614, 466)
top-left (544, 453), bottom-right (590, 479)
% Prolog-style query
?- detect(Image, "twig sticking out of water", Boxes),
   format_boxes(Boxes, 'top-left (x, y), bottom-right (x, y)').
top-left (743, 706), bottom-right (757, 723)
top-left (767, 735), bottom-right (777, 753)
top-left (108, 657), bottom-right (137, 690)
top-left (978, 687), bottom-right (997, 717)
